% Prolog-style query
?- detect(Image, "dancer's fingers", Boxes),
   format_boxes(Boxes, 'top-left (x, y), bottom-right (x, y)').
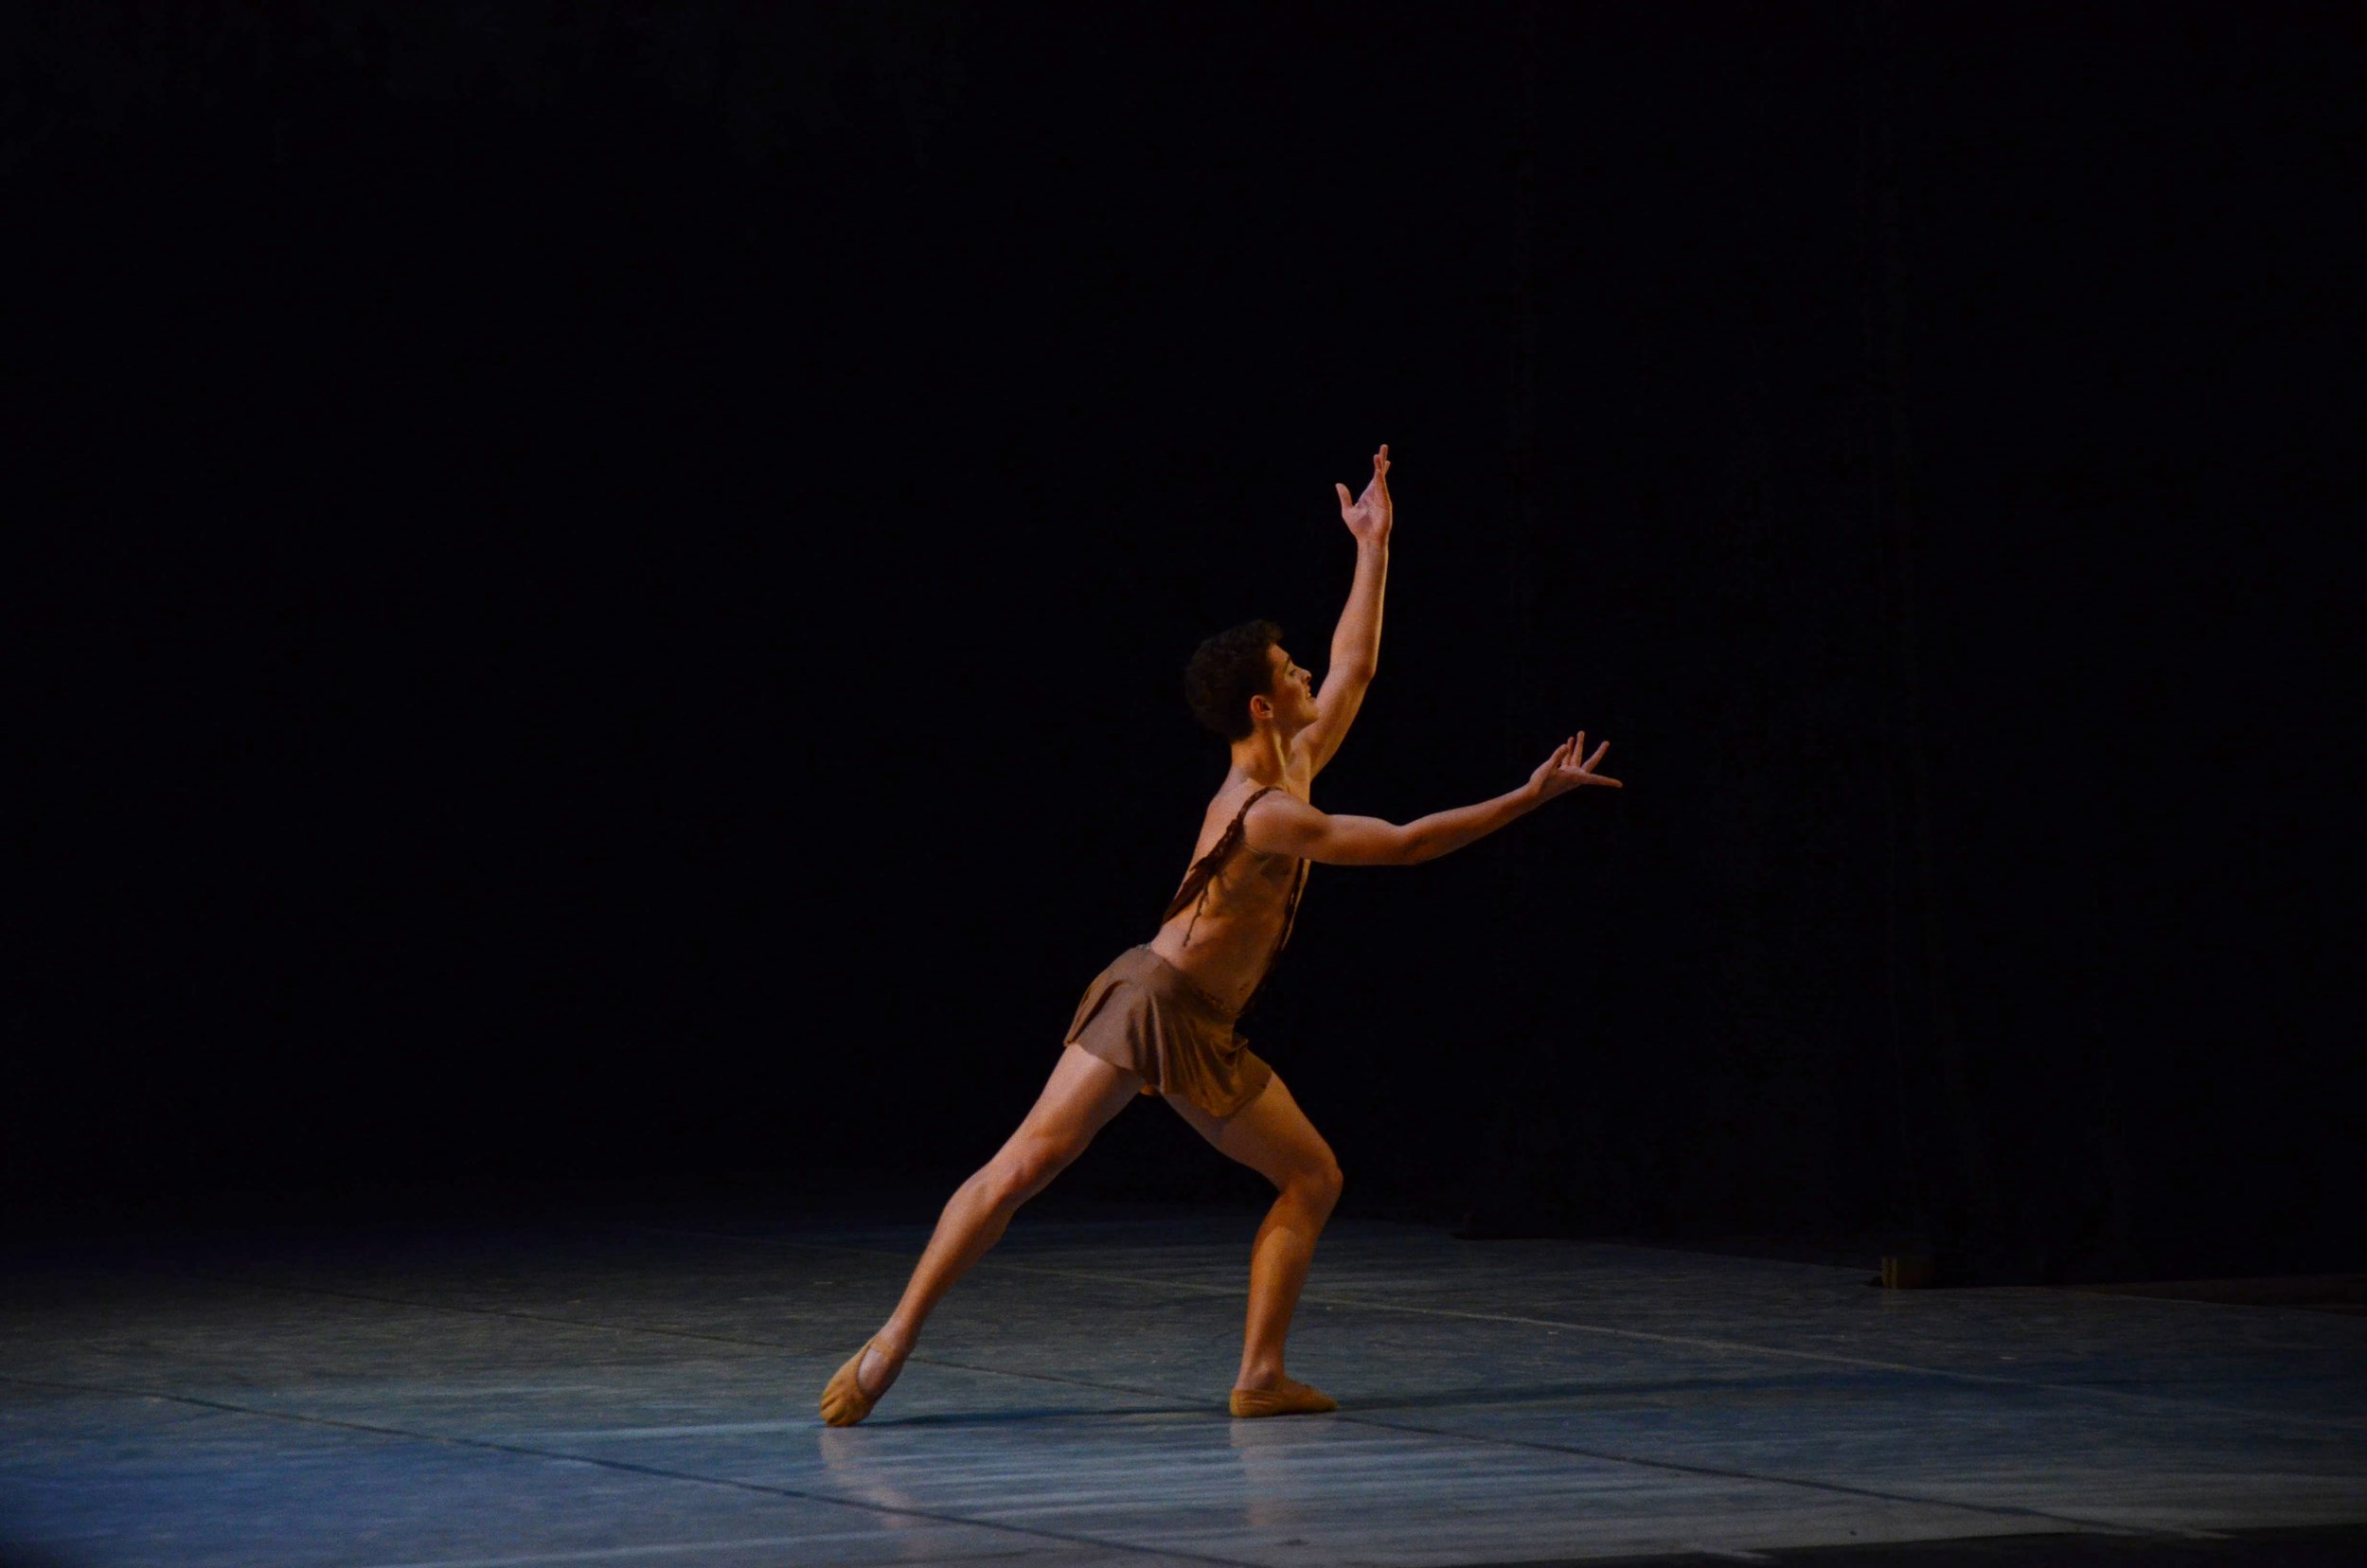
top-left (1336, 482), bottom-right (1353, 509)
top-left (1587, 740), bottom-right (1611, 771)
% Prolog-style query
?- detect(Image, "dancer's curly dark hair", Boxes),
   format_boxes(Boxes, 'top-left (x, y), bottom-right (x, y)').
top-left (1183, 619), bottom-right (1283, 740)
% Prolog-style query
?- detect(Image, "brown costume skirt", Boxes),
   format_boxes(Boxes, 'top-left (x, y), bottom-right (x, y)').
top-left (1063, 946), bottom-right (1273, 1120)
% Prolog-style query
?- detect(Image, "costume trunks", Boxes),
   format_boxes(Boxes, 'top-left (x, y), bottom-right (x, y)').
top-left (1064, 945), bottom-right (1273, 1118)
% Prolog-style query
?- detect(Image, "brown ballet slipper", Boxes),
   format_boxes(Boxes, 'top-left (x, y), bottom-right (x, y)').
top-left (1228, 1376), bottom-right (1338, 1418)
top-left (820, 1338), bottom-right (895, 1427)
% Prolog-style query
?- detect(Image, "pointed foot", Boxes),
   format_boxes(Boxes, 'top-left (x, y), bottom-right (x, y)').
top-left (820, 1338), bottom-right (901, 1427)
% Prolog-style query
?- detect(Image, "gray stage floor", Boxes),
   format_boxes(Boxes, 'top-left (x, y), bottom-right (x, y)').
top-left (4, 1201), bottom-right (2363, 1566)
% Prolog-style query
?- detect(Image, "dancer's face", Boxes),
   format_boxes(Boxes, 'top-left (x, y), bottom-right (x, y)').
top-left (1252, 644), bottom-right (1319, 735)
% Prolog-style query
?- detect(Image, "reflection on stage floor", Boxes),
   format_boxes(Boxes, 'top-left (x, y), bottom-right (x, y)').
top-left (5, 1199), bottom-right (2362, 1566)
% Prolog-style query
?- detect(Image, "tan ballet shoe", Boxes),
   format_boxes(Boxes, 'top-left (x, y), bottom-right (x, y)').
top-left (1228, 1375), bottom-right (1338, 1418)
top-left (819, 1338), bottom-right (893, 1427)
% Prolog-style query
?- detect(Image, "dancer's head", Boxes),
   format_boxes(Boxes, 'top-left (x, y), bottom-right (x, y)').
top-left (1184, 619), bottom-right (1317, 742)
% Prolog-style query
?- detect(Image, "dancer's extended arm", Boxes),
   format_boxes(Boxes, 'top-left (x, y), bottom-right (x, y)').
top-left (1248, 734), bottom-right (1621, 866)
top-left (1298, 445), bottom-right (1393, 777)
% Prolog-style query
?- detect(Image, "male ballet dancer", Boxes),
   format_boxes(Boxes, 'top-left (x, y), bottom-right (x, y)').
top-left (821, 444), bottom-right (1621, 1424)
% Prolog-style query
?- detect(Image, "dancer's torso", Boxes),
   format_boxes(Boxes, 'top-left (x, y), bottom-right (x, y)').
top-left (1147, 767), bottom-right (1312, 1015)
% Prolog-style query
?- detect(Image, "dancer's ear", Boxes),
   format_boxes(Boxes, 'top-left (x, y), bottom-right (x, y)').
top-left (1247, 694), bottom-right (1274, 725)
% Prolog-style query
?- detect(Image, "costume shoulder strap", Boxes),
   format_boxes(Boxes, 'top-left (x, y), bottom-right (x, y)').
top-left (1161, 785), bottom-right (1280, 923)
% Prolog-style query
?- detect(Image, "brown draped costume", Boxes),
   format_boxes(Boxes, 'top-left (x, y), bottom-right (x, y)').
top-left (1063, 786), bottom-right (1310, 1118)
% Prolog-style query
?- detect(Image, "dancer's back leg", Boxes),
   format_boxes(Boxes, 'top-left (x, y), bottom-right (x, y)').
top-left (820, 1043), bottom-right (1142, 1425)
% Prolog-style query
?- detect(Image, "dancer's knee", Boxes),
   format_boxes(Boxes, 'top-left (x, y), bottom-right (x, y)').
top-left (1288, 1157), bottom-right (1344, 1218)
top-left (987, 1134), bottom-right (1084, 1211)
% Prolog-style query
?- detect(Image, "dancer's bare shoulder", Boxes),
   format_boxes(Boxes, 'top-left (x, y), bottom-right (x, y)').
top-left (1193, 769), bottom-right (1309, 858)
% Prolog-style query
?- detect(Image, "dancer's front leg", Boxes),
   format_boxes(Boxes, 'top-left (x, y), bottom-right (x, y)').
top-left (820, 1044), bottom-right (1141, 1426)
top-left (1169, 1072), bottom-right (1344, 1412)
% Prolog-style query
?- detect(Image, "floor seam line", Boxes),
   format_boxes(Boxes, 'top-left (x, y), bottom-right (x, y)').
top-left (639, 1227), bottom-right (2367, 1434)
top-left (342, 1537), bottom-right (1049, 1568)
top-left (210, 1263), bottom-right (2307, 1547)
top-left (1335, 1412), bottom-right (2165, 1541)
top-left (243, 1279), bottom-right (816, 1352)
top-left (228, 1277), bottom-right (1206, 1406)
top-left (0, 1373), bottom-right (1265, 1568)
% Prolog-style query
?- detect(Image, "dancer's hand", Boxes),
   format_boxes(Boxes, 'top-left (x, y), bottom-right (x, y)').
top-left (1527, 732), bottom-right (1621, 802)
top-left (1335, 444), bottom-right (1393, 544)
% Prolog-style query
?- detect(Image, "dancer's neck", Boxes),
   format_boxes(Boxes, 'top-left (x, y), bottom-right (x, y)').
top-left (1227, 726), bottom-right (1294, 793)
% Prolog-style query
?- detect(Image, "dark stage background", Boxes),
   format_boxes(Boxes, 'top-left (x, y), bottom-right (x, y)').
top-left (14, 3), bottom-right (2360, 1283)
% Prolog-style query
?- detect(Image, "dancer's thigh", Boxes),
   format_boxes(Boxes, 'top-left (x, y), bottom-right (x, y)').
top-left (1000, 1043), bottom-right (1144, 1161)
top-left (1167, 1072), bottom-right (1338, 1190)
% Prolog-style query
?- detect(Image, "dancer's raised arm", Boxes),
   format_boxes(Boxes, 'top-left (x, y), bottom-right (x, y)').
top-left (1297, 444), bottom-right (1393, 777)
top-left (1251, 733), bottom-right (1619, 866)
